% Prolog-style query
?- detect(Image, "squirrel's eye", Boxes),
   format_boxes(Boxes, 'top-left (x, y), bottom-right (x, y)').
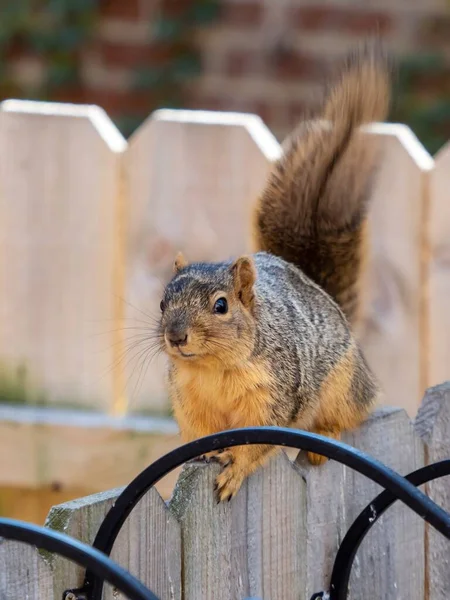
top-left (160, 300), bottom-right (165, 312)
top-left (213, 297), bottom-right (228, 315)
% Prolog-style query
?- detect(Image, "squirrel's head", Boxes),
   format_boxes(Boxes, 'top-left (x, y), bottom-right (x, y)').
top-left (158, 253), bottom-right (257, 367)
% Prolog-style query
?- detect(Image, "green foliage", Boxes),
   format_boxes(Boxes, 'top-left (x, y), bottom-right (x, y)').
top-left (123, 0), bottom-right (219, 136)
top-left (391, 53), bottom-right (450, 155)
top-left (0, 0), bottom-right (220, 138)
top-left (1, 2), bottom-right (447, 154)
top-left (0, 0), bottom-right (99, 99)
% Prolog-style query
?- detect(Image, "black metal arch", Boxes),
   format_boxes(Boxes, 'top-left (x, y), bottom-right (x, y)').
top-left (328, 459), bottom-right (450, 600)
top-left (80, 426), bottom-right (450, 600)
top-left (0, 517), bottom-right (158, 600)
top-left (1, 428), bottom-right (449, 600)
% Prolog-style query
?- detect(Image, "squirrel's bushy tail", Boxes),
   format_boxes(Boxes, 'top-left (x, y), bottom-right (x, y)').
top-left (254, 45), bottom-right (391, 325)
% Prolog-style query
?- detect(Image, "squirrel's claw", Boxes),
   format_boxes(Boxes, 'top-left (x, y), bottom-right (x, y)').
top-left (209, 450), bottom-right (232, 467)
top-left (191, 449), bottom-right (227, 465)
top-left (214, 459), bottom-right (244, 503)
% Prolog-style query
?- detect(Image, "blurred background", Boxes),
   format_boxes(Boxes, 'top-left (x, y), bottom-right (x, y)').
top-left (0, 0), bottom-right (449, 525)
top-left (0, 0), bottom-right (449, 152)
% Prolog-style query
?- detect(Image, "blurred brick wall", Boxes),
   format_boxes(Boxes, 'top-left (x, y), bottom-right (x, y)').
top-left (10, 0), bottom-right (450, 141)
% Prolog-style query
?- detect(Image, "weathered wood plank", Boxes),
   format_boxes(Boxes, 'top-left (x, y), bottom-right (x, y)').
top-left (0, 540), bottom-right (53, 599)
top-left (46, 488), bottom-right (121, 595)
top-left (356, 124), bottom-right (434, 417)
top-left (109, 488), bottom-right (181, 600)
top-left (428, 144), bottom-right (450, 389)
top-left (415, 382), bottom-right (450, 597)
top-left (0, 100), bottom-right (127, 412)
top-left (294, 454), bottom-right (345, 598)
top-left (46, 486), bottom-right (181, 600)
top-left (0, 405), bottom-right (180, 505)
top-left (341, 407), bottom-right (425, 600)
top-left (292, 408), bottom-right (424, 598)
top-left (123, 109), bottom-right (281, 414)
top-left (170, 452), bottom-right (306, 600)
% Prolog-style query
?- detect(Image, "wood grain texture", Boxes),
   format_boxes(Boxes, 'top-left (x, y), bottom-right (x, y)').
top-left (0, 405), bottom-right (180, 500)
top-left (123, 110), bottom-right (281, 414)
top-left (356, 124), bottom-right (434, 418)
top-left (415, 382), bottom-right (450, 598)
top-left (170, 452), bottom-right (306, 600)
top-left (0, 101), bottom-right (126, 412)
top-left (46, 487), bottom-right (120, 596)
top-left (0, 540), bottom-right (53, 600)
top-left (46, 486), bottom-right (181, 600)
top-left (294, 453), bottom-right (346, 598)
top-left (342, 407), bottom-right (425, 600)
top-left (428, 144), bottom-right (450, 389)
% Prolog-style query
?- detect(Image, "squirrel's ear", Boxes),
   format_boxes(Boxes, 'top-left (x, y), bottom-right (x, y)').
top-left (173, 252), bottom-right (188, 273)
top-left (231, 256), bottom-right (256, 308)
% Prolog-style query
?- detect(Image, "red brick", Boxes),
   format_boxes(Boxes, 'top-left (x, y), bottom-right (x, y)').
top-left (419, 16), bottom-right (450, 45)
top-left (271, 47), bottom-right (324, 82)
top-left (97, 41), bottom-right (177, 68)
top-left (292, 6), bottom-right (393, 35)
top-left (164, 0), bottom-right (195, 18)
top-left (411, 70), bottom-right (450, 96)
top-left (184, 91), bottom-right (227, 112)
top-left (52, 86), bottom-right (157, 115)
top-left (248, 100), bottom-right (275, 125)
top-left (288, 100), bottom-right (309, 125)
top-left (51, 86), bottom-right (87, 104)
top-left (225, 49), bottom-right (260, 77)
top-left (100, 0), bottom-right (141, 20)
top-left (3, 36), bottom-right (29, 61)
top-left (221, 2), bottom-right (264, 27)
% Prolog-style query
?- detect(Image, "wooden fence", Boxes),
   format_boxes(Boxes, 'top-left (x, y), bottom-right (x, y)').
top-left (0, 100), bottom-right (449, 522)
top-left (1, 382), bottom-right (449, 600)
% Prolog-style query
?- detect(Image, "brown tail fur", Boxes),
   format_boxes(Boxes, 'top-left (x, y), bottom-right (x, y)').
top-left (253, 44), bottom-right (391, 325)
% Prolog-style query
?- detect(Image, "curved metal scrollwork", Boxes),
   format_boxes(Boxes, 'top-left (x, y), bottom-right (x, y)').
top-left (0, 427), bottom-right (449, 600)
top-left (328, 459), bottom-right (450, 600)
top-left (0, 517), bottom-right (158, 600)
top-left (81, 427), bottom-right (450, 600)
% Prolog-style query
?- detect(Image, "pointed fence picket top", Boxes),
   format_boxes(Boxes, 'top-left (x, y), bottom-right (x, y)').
top-left (2, 390), bottom-right (449, 600)
top-left (0, 102), bottom-right (442, 422)
top-left (0, 101), bottom-right (127, 413)
top-left (45, 485), bottom-right (181, 600)
top-left (121, 109), bottom-right (281, 414)
top-left (356, 124), bottom-right (434, 417)
top-left (170, 452), bottom-right (307, 600)
top-left (428, 143), bottom-right (450, 390)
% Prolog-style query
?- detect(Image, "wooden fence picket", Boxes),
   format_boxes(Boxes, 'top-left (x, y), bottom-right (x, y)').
top-left (0, 101), bottom-right (126, 413)
top-left (357, 124), bottom-right (434, 418)
top-left (415, 382), bottom-right (450, 597)
top-left (45, 486), bottom-right (181, 600)
top-left (428, 144), bottom-right (450, 390)
top-left (170, 452), bottom-right (306, 600)
top-left (0, 540), bottom-right (53, 600)
top-left (1, 392), bottom-right (447, 600)
top-left (122, 109), bottom-right (281, 414)
top-left (341, 407), bottom-right (425, 600)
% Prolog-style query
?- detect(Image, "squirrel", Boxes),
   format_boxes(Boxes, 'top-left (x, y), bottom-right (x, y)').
top-left (156, 45), bottom-right (390, 502)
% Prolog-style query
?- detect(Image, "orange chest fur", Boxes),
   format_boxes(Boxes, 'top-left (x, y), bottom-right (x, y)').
top-left (172, 361), bottom-right (273, 428)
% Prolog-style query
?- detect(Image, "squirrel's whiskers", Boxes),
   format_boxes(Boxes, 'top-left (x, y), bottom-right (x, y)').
top-left (154, 44), bottom-right (389, 502)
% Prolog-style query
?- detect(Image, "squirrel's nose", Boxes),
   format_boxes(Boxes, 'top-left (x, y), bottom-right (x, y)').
top-left (166, 328), bottom-right (188, 347)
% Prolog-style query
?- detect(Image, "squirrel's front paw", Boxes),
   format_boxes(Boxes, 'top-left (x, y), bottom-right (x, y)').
top-left (214, 457), bottom-right (244, 503)
top-left (193, 449), bottom-right (227, 464)
top-left (307, 451), bottom-right (329, 466)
